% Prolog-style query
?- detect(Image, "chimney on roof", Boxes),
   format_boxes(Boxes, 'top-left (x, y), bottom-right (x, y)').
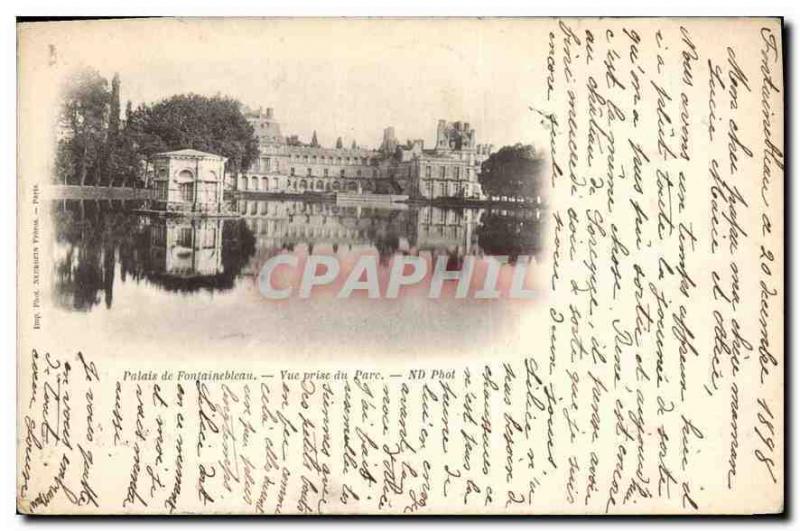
top-left (381, 127), bottom-right (397, 153)
top-left (436, 120), bottom-right (448, 149)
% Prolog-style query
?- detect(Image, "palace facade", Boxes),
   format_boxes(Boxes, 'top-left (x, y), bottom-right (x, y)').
top-left (236, 107), bottom-right (493, 199)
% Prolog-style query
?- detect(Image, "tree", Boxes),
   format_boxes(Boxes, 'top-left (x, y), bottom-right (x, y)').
top-left (311, 130), bottom-right (319, 147)
top-left (112, 103), bottom-right (146, 187)
top-left (102, 73), bottom-right (122, 186)
top-left (114, 100), bottom-right (144, 187)
top-left (336, 136), bottom-right (343, 149)
top-left (55, 68), bottom-right (110, 185)
top-left (128, 94), bottom-right (259, 175)
top-left (109, 73), bottom-right (121, 136)
top-left (54, 70), bottom-right (145, 187)
top-left (478, 143), bottom-right (544, 200)
top-left (123, 103), bottom-right (169, 158)
top-left (351, 139), bottom-right (357, 149)
top-left (124, 100), bottom-right (133, 124)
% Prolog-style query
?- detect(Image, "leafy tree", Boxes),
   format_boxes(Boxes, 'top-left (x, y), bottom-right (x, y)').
top-left (54, 70), bottom-right (145, 187)
top-left (55, 68), bottom-right (110, 185)
top-left (124, 100), bottom-right (133, 123)
top-left (128, 94), bottom-right (259, 175)
top-left (478, 143), bottom-right (544, 200)
top-left (123, 103), bottom-right (169, 158)
top-left (336, 136), bottom-right (343, 149)
top-left (101, 73), bottom-right (123, 186)
top-left (109, 74), bottom-right (121, 137)
top-left (109, 116), bottom-right (144, 187)
top-left (54, 138), bottom-right (76, 185)
top-left (112, 100), bottom-right (145, 187)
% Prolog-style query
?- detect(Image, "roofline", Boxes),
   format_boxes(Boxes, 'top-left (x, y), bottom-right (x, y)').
top-left (152, 151), bottom-right (228, 161)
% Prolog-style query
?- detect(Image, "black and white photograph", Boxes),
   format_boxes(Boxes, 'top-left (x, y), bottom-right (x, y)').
top-left (41, 18), bottom-right (548, 358)
top-left (13, 15), bottom-right (786, 517)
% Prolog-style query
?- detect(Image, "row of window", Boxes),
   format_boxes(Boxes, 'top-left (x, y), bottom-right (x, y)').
top-left (244, 219), bottom-right (366, 240)
top-left (237, 210), bottom-right (466, 242)
top-left (423, 165), bottom-right (471, 180)
top-left (236, 200), bottom-right (366, 217)
top-left (420, 180), bottom-right (471, 197)
top-left (287, 154), bottom-right (374, 165)
top-left (250, 158), bottom-right (277, 172)
top-left (240, 176), bottom-right (279, 191)
top-left (292, 180), bottom-right (361, 192)
top-left (239, 175), bottom-right (368, 192)
top-left (288, 167), bottom-right (379, 178)
top-left (154, 181), bottom-right (219, 203)
top-left (169, 226), bottom-right (217, 249)
top-left (154, 168), bottom-right (221, 181)
top-left (249, 159), bottom-right (475, 183)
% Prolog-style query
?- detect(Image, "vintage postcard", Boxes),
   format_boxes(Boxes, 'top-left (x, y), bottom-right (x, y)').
top-left (16, 17), bottom-right (784, 515)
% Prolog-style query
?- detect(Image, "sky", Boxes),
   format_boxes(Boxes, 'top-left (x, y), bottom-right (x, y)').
top-left (21, 18), bottom-right (552, 151)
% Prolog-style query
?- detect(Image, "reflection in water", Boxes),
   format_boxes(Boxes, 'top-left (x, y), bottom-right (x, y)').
top-left (476, 211), bottom-right (544, 264)
top-left (51, 198), bottom-right (543, 311)
top-left (141, 217), bottom-right (254, 293)
top-left (52, 199), bottom-right (254, 311)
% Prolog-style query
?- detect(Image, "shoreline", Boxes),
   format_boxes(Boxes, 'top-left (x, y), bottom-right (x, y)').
top-left (47, 185), bottom-right (539, 211)
top-left (234, 190), bottom-right (539, 210)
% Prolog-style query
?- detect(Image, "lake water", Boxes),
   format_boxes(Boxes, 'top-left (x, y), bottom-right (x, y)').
top-left (48, 197), bottom-right (546, 360)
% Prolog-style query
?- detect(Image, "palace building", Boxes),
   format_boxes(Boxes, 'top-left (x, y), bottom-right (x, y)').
top-left (236, 107), bottom-right (493, 200)
top-left (393, 120), bottom-right (493, 199)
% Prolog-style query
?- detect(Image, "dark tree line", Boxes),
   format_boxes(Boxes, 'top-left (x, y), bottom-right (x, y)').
top-left (55, 68), bottom-right (259, 186)
top-left (55, 70), bottom-right (135, 186)
top-left (478, 143), bottom-right (545, 201)
top-left (127, 94), bottom-right (259, 175)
